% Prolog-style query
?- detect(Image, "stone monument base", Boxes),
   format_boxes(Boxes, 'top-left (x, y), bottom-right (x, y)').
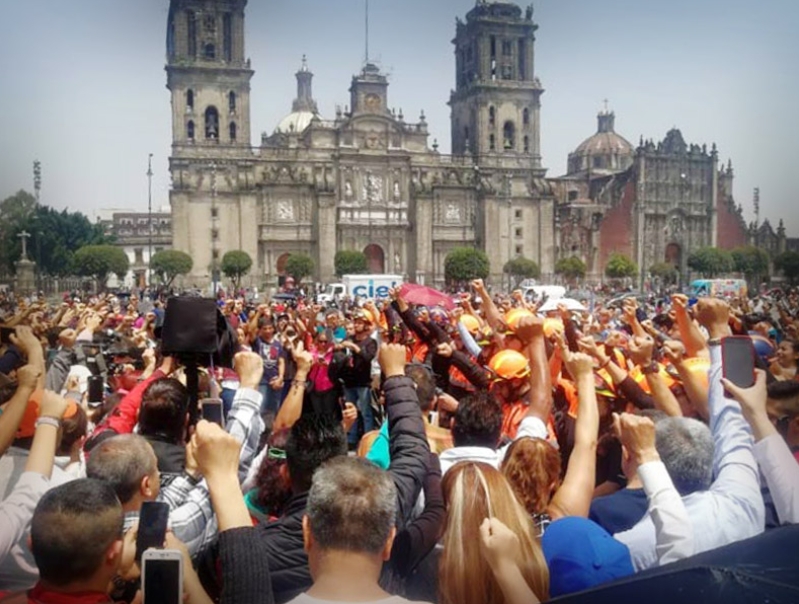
top-left (15, 259), bottom-right (36, 296)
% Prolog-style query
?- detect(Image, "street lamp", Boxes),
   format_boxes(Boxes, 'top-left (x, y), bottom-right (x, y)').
top-left (147, 153), bottom-right (153, 290)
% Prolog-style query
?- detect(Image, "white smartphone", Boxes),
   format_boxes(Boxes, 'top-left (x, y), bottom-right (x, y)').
top-left (141, 548), bottom-right (183, 604)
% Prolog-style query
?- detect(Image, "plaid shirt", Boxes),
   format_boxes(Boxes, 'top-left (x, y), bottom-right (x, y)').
top-left (126, 387), bottom-right (264, 557)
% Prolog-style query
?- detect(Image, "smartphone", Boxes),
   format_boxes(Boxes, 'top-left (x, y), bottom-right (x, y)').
top-left (136, 501), bottom-right (170, 564)
top-left (200, 398), bottom-right (224, 425)
top-left (0, 326), bottom-right (14, 345)
top-left (87, 375), bottom-right (104, 405)
top-left (141, 549), bottom-right (183, 604)
top-left (721, 336), bottom-right (755, 397)
top-left (564, 318), bottom-right (581, 353)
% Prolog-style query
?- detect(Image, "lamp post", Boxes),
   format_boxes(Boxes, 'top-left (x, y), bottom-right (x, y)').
top-left (147, 153), bottom-right (153, 290)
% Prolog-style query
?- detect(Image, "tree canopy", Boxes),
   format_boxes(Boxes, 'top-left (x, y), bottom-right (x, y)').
top-left (554, 256), bottom-right (586, 282)
top-left (503, 256), bottom-right (540, 287)
top-left (731, 246), bottom-right (770, 279)
top-left (0, 190), bottom-right (108, 276)
top-left (221, 250), bottom-right (252, 290)
top-left (605, 253), bottom-right (638, 280)
top-left (444, 247), bottom-right (490, 285)
top-left (284, 253), bottom-right (315, 283)
top-left (334, 250), bottom-right (367, 277)
top-left (150, 250), bottom-right (193, 288)
top-left (774, 251), bottom-right (799, 286)
top-left (687, 247), bottom-right (734, 278)
top-left (71, 245), bottom-right (129, 287)
top-left (650, 262), bottom-right (678, 285)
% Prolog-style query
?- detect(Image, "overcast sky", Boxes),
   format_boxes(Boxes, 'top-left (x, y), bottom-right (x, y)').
top-left (0, 0), bottom-right (796, 233)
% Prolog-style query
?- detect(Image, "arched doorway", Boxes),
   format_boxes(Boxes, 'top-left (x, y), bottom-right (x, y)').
top-left (665, 243), bottom-right (682, 269)
top-left (363, 244), bottom-right (385, 274)
top-left (276, 253), bottom-right (291, 287)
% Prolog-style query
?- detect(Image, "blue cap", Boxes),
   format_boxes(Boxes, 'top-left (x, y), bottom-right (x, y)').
top-left (542, 517), bottom-right (634, 597)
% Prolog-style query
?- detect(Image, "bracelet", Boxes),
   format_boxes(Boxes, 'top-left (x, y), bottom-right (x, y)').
top-left (35, 416), bottom-right (61, 430)
top-left (707, 337), bottom-right (722, 347)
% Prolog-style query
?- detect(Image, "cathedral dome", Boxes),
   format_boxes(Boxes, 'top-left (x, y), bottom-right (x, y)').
top-left (567, 111), bottom-right (634, 176)
top-left (275, 110), bottom-right (319, 134)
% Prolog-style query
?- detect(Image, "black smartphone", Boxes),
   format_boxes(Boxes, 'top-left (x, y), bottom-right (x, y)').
top-left (721, 336), bottom-right (755, 398)
top-left (0, 326), bottom-right (14, 345)
top-left (564, 318), bottom-right (581, 353)
top-left (87, 375), bottom-right (104, 405)
top-left (636, 308), bottom-right (648, 323)
top-left (200, 398), bottom-right (224, 425)
top-left (136, 501), bottom-right (169, 564)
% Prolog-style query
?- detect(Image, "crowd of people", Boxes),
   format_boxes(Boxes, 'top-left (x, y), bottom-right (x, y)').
top-left (0, 280), bottom-right (798, 604)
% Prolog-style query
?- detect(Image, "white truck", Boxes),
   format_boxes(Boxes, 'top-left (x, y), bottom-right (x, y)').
top-left (317, 274), bottom-right (403, 305)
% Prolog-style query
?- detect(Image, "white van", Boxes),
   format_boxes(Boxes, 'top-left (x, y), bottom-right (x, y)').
top-left (523, 285), bottom-right (566, 301)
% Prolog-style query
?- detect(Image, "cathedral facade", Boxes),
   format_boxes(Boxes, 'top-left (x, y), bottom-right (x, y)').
top-left (165, 0), bottom-right (748, 290)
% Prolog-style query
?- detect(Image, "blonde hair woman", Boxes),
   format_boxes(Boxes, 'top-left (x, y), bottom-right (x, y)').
top-left (439, 461), bottom-right (549, 604)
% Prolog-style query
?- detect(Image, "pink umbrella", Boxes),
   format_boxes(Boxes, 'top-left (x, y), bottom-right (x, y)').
top-left (399, 283), bottom-right (455, 310)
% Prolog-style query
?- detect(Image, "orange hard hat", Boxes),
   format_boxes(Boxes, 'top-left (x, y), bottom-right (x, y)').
top-left (459, 314), bottom-right (481, 335)
top-left (503, 308), bottom-right (535, 332)
top-left (488, 349), bottom-right (531, 381)
top-left (543, 318), bottom-right (564, 338)
top-left (666, 356), bottom-right (710, 393)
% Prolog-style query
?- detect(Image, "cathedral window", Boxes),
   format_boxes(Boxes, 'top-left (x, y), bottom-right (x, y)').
top-left (490, 36), bottom-right (496, 59)
top-left (489, 134), bottom-right (496, 151)
top-left (187, 11), bottom-right (197, 57)
top-left (229, 121), bottom-right (237, 142)
top-left (515, 209), bottom-right (523, 220)
top-left (489, 106), bottom-right (495, 126)
top-left (503, 121), bottom-right (516, 150)
top-left (203, 14), bottom-right (216, 34)
top-left (228, 91), bottom-right (236, 113)
top-left (523, 108), bottom-right (530, 126)
top-left (515, 228), bottom-right (523, 238)
top-left (515, 245), bottom-right (524, 256)
top-left (568, 191), bottom-right (579, 201)
top-left (518, 39), bottom-right (526, 79)
top-left (593, 156), bottom-right (603, 168)
top-left (502, 40), bottom-right (513, 56)
top-left (204, 43), bottom-right (216, 59)
top-left (205, 107), bottom-right (219, 139)
top-left (523, 136), bottom-right (530, 153)
top-left (186, 89), bottom-right (194, 111)
top-left (187, 120), bottom-right (195, 141)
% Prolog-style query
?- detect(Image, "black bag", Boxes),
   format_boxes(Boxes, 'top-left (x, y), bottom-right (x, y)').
top-left (161, 297), bottom-right (238, 368)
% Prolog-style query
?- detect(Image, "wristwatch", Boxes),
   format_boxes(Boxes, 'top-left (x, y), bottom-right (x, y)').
top-left (707, 337), bottom-right (722, 347)
top-left (641, 361), bottom-right (660, 375)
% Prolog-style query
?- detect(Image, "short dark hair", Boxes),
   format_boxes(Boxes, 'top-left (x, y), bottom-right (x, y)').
top-left (767, 379), bottom-right (799, 415)
top-left (31, 479), bottom-right (123, 586)
top-left (452, 390), bottom-right (503, 449)
top-left (405, 364), bottom-right (436, 413)
top-left (285, 414), bottom-right (347, 492)
top-left (86, 434), bottom-right (157, 504)
top-left (138, 378), bottom-right (189, 443)
top-left (307, 457), bottom-right (396, 554)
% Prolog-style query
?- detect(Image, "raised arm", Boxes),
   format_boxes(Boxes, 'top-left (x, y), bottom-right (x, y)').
top-left (628, 336), bottom-right (682, 417)
top-left (516, 316), bottom-right (552, 423)
top-left (0, 365), bottom-right (39, 456)
top-left (548, 348), bottom-right (598, 520)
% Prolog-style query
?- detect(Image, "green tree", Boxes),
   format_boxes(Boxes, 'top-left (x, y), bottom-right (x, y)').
top-left (334, 250), bottom-right (367, 277)
top-left (284, 253), bottom-right (315, 283)
top-left (444, 247), bottom-right (490, 285)
top-left (28, 205), bottom-right (109, 276)
top-left (150, 250), bottom-right (193, 288)
top-left (687, 247), bottom-right (734, 278)
top-left (503, 256), bottom-right (540, 288)
top-left (0, 190), bottom-right (37, 273)
top-left (774, 251), bottom-right (799, 286)
top-left (71, 245), bottom-right (129, 288)
top-left (554, 256), bottom-right (587, 282)
top-left (650, 262), bottom-right (678, 285)
top-left (731, 246), bottom-right (770, 283)
top-left (221, 250), bottom-right (253, 290)
top-left (605, 253), bottom-right (638, 280)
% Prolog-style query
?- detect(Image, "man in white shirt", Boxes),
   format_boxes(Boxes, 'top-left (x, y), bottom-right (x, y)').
top-left (615, 298), bottom-right (765, 570)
